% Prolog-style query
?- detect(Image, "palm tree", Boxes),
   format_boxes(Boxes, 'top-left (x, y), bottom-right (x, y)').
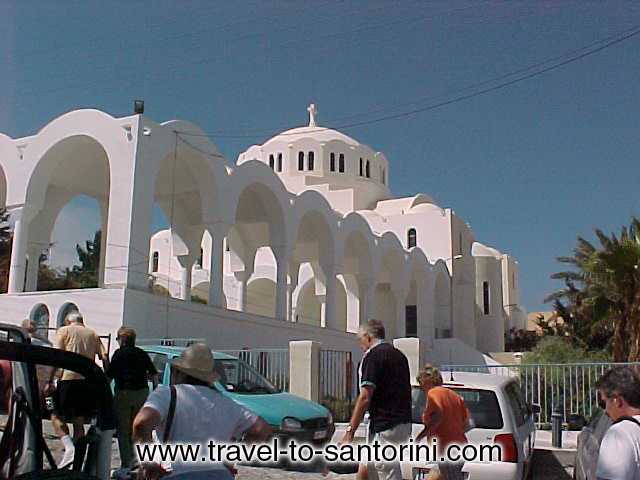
top-left (547, 217), bottom-right (640, 361)
top-left (72, 229), bottom-right (101, 288)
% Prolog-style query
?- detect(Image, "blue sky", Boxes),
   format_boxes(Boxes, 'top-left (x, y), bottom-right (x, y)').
top-left (1, 1), bottom-right (639, 312)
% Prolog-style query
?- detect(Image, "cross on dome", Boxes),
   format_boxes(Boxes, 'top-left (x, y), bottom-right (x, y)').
top-left (307, 103), bottom-right (318, 127)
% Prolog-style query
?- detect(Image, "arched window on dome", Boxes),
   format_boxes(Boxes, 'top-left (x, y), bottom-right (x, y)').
top-left (298, 152), bottom-right (304, 171)
top-left (407, 228), bottom-right (417, 249)
top-left (277, 153), bottom-right (283, 172)
top-left (197, 248), bottom-right (203, 268)
top-left (339, 154), bottom-right (345, 173)
top-left (268, 154), bottom-right (275, 170)
top-left (330, 153), bottom-right (336, 172)
top-left (308, 151), bottom-right (315, 171)
top-left (382, 168), bottom-right (386, 185)
top-left (365, 160), bottom-right (371, 178)
top-left (359, 158), bottom-right (363, 176)
top-left (152, 251), bottom-right (159, 272)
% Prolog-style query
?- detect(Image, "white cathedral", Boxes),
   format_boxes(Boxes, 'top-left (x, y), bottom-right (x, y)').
top-left (0, 105), bottom-right (526, 360)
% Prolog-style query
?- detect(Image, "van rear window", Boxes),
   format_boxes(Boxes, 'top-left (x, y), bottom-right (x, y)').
top-left (411, 387), bottom-right (503, 430)
top-left (452, 388), bottom-right (503, 430)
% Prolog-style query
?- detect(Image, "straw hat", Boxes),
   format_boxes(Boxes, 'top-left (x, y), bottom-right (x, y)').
top-left (171, 343), bottom-right (219, 384)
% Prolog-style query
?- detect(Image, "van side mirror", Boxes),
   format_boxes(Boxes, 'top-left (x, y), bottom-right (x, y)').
top-left (530, 403), bottom-right (541, 415)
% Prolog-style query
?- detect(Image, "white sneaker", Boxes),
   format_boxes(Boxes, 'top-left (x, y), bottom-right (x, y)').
top-left (59, 447), bottom-right (75, 469)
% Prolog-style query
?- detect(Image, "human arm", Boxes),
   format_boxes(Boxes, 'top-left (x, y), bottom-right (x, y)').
top-left (44, 330), bottom-right (65, 391)
top-left (133, 388), bottom-right (171, 480)
top-left (341, 385), bottom-right (374, 443)
top-left (142, 350), bottom-right (160, 389)
top-left (243, 417), bottom-right (273, 442)
top-left (415, 392), bottom-right (443, 442)
top-left (132, 406), bottom-right (169, 480)
top-left (105, 349), bottom-right (119, 379)
top-left (95, 336), bottom-right (109, 371)
top-left (133, 406), bottom-right (161, 444)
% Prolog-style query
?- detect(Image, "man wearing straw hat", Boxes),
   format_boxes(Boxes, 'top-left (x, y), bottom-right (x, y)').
top-left (133, 342), bottom-right (272, 479)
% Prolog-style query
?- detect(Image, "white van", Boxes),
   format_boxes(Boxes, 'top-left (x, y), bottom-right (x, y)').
top-left (406, 371), bottom-right (537, 480)
top-left (334, 371), bottom-right (537, 480)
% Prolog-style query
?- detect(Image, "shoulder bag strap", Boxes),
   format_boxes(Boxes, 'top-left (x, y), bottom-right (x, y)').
top-left (163, 385), bottom-right (177, 443)
top-left (614, 415), bottom-right (640, 428)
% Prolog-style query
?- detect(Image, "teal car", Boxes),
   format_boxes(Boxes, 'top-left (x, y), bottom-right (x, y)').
top-left (140, 345), bottom-right (335, 443)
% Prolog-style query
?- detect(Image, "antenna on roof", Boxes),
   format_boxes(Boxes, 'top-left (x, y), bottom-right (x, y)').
top-left (449, 348), bottom-right (455, 382)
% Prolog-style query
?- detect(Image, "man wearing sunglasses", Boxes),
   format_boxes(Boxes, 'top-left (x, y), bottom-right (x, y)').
top-left (595, 366), bottom-right (640, 480)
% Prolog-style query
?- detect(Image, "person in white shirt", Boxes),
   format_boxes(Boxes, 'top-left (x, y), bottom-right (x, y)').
top-left (596, 366), bottom-right (640, 480)
top-left (133, 343), bottom-right (272, 479)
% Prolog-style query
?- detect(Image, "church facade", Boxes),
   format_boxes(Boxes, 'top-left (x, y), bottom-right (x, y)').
top-left (0, 106), bottom-right (526, 357)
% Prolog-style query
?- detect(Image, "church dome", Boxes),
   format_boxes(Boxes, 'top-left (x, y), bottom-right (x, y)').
top-left (263, 125), bottom-right (360, 148)
top-left (261, 104), bottom-right (361, 148)
top-left (236, 104), bottom-right (390, 213)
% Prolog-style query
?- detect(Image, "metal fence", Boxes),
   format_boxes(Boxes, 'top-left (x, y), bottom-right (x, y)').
top-left (219, 348), bottom-right (290, 392)
top-left (440, 362), bottom-right (640, 425)
top-left (319, 349), bottom-right (356, 422)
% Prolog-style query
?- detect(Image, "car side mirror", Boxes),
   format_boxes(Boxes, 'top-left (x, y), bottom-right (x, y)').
top-left (530, 403), bottom-right (541, 415)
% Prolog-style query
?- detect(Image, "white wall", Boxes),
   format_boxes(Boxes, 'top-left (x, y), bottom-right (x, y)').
top-left (0, 288), bottom-right (126, 351)
top-left (474, 255), bottom-right (505, 352)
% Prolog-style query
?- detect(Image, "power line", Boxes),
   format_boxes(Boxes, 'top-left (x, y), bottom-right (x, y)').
top-left (175, 24), bottom-right (640, 140)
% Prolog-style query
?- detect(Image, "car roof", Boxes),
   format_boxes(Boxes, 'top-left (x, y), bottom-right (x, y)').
top-left (140, 344), bottom-right (237, 360)
top-left (412, 371), bottom-right (515, 389)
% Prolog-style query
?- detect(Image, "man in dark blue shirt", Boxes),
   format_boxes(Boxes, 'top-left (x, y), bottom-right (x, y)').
top-left (342, 319), bottom-right (412, 480)
top-left (107, 327), bottom-right (158, 472)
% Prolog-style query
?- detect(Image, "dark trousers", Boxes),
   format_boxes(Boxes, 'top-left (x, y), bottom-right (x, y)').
top-left (114, 387), bottom-right (149, 468)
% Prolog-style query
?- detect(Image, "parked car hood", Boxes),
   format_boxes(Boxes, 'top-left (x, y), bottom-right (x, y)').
top-left (223, 391), bottom-right (329, 426)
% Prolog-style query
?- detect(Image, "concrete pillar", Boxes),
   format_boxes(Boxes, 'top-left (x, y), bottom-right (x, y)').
top-left (25, 247), bottom-right (41, 292)
top-left (286, 282), bottom-right (295, 321)
top-left (234, 271), bottom-right (250, 312)
top-left (288, 340), bottom-right (321, 402)
top-left (417, 275), bottom-right (435, 348)
top-left (8, 207), bottom-right (34, 293)
top-left (392, 290), bottom-right (407, 338)
top-left (357, 275), bottom-right (375, 325)
top-left (178, 257), bottom-right (194, 301)
top-left (393, 337), bottom-right (425, 383)
top-left (286, 262), bottom-right (299, 322)
top-left (321, 263), bottom-right (338, 330)
top-left (207, 223), bottom-right (228, 308)
top-left (273, 245), bottom-right (289, 321)
top-left (103, 117), bottom-right (155, 290)
top-left (98, 202), bottom-right (108, 287)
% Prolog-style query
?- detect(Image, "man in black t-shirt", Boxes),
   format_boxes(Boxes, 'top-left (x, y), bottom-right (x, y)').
top-left (342, 319), bottom-right (412, 480)
top-left (107, 327), bottom-right (158, 471)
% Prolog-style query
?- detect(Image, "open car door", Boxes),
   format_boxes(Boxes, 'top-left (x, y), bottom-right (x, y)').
top-left (0, 323), bottom-right (115, 479)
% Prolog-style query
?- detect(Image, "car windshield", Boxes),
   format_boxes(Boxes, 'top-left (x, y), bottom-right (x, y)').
top-left (215, 358), bottom-right (278, 394)
top-left (412, 386), bottom-right (504, 430)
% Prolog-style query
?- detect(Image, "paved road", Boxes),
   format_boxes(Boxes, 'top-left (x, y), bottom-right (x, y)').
top-left (33, 420), bottom-right (573, 479)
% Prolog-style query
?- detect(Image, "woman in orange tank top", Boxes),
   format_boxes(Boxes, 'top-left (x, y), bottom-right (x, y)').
top-left (415, 365), bottom-right (470, 480)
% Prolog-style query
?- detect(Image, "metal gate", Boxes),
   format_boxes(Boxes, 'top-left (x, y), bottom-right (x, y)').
top-left (219, 348), bottom-right (289, 392)
top-left (319, 349), bottom-right (356, 422)
top-left (441, 362), bottom-right (640, 425)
